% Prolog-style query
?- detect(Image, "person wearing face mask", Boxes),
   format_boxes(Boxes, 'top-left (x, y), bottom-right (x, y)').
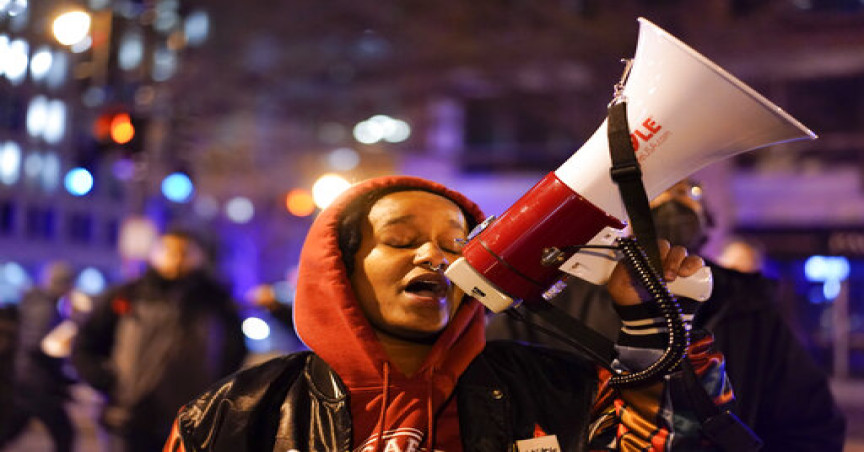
top-left (72, 229), bottom-right (247, 452)
top-left (488, 179), bottom-right (847, 451)
top-left (163, 176), bottom-right (736, 451)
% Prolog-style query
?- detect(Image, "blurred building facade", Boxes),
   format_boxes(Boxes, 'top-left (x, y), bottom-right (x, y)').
top-left (0, 0), bottom-right (210, 302)
top-left (2, 0), bottom-right (864, 368)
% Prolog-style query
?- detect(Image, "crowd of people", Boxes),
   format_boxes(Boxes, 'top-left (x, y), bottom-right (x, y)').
top-left (0, 230), bottom-right (248, 452)
top-left (0, 177), bottom-right (849, 451)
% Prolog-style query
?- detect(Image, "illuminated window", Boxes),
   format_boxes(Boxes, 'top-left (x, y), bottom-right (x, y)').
top-left (0, 141), bottom-right (21, 185)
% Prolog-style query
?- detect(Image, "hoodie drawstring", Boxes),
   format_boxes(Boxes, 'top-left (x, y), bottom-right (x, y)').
top-left (375, 362), bottom-right (391, 452)
top-left (426, 377), bottom-right (436, 452)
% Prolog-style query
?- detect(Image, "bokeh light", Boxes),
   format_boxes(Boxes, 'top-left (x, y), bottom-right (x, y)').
top-left (5, 39), bottom-right (28, 85)
top-left (44, 99), bottom-right (66, 144)
top-left (0, 141), bottom-right (21, 185)
top-left (242, 316), bottom-right (270, 340)
top-left (327, 147), bottom-right (360, 171)
top-left (76, 267), bottom-right (106, 295)
top-left (184, 10), bottom-right (209, 46)
top-left (312, 173), bottom-right (350, 209)
top-left (53, 10), bottom-right (91, 46)
top-left (285, 189), bottom-right (316, 217)
top-left (118, 29), bottom-right (144, 71)
top-left (46, 50), bottom-right (68, 89)
top-left (24, 152), bottom-right (42, 180)
top-left (152, 46), bottom-right (177, 81)
top-left (225, 196), bottom-right (254, 223)
top-left (41, 152), bottom-right (60, 192)
top-left (2, 262), bottom-right (30, 288)
top-left (352, 114), bottom-right (411, 144)
top-left (29, 46), bottom-right (52, 81)
top-left (804, 255), bottom-right (850, 283)
top-left (194, 195), bottom-right (220, 219)
top-left (26, 95), bottom-right (48, 138)
top-left (110, 113), bottom-right (135, 144)
top-left (161, 172), bottom-right (194, 203)
top-left (64, 167), bottom-right (94, 196)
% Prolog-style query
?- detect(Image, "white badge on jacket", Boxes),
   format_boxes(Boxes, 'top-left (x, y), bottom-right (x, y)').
top-left (515, 434), bottom-right (561, 452)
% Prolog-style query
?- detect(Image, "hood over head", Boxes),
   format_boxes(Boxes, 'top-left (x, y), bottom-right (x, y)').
top-left (294, 175), bottom-right (486, 449)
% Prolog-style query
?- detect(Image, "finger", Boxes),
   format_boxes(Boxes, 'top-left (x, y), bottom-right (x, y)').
top-left (678, 255), bottom-right (705, 278)
top-left (663, 245), bottom-right (688, 281)
top-left (657, 239), bottom-right (671, 259)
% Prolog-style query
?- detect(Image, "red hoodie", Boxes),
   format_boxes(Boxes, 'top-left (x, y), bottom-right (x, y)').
top-left (293, 176), bottom-right (487, 452)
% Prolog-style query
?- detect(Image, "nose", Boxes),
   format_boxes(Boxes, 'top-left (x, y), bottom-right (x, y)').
top-left (414, 241), bottom-right (450, 271)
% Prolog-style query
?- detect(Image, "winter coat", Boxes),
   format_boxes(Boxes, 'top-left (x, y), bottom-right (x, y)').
top-left (72, 269), bottom-right (247, 439)
top-left (13, 288), bottom-right (74, 396)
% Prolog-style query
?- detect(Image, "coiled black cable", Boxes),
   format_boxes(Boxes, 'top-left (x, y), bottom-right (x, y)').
top-left (609, 236), bottom-right (689, 387)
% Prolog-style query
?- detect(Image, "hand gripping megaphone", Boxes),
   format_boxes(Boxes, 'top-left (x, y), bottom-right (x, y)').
top-left (446, 17), bottom-right (816, 313)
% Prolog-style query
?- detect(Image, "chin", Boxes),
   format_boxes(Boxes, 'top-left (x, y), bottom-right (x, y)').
top-left (387, 323), bottom-right (446, 343)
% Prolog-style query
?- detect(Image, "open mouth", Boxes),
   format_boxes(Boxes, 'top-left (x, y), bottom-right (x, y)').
top-left (404, 274), bottom-right (449, 299)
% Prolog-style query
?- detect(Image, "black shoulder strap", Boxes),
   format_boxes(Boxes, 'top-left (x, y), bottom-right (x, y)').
top-left (607, 101), bottom-right (663, 272)
top-left (607, 100), bottom-right (762, 451)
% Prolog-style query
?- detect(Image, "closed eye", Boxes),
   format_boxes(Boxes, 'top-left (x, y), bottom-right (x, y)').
top-left (386, 241), bottom-right (417, 249)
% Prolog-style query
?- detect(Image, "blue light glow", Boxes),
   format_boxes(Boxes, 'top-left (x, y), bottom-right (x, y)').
top-left (64, 167), bottom-right (93, 196)
top-left (161, 172), bottom-right (194, 203)
top-left (804, 255), bottom-right (850, 283)
top-left (76, 267), bottom-right (106, 295)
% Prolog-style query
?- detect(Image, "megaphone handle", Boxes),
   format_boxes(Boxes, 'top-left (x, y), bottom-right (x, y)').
top-left (610, 236), bottom-right (689, 387)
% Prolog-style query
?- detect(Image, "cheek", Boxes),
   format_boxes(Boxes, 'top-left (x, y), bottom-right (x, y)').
top-left (448, 287), bottom-right (465, 316)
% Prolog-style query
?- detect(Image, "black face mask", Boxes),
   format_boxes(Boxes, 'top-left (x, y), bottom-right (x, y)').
top-left (651, 200), bottom-right (708, 252)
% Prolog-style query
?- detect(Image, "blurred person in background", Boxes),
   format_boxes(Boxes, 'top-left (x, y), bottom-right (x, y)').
top-left (247, 283), bottom-right (304, 352)
top-left (487, 178), bottom-right (846, 451)
top-left (0, 302), bottom-right (16, 433)
top-left (248, 283), bottom-right (293, 331)
top-left (717, 237), bottom-right (766, 274)
top-left (72, 228), bottom-right (247, 452)
top-left (0, 261), bottom-right (77, 452)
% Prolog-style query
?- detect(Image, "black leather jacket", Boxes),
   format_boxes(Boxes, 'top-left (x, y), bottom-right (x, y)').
top-left (174, 341), bottom-right (599, 451)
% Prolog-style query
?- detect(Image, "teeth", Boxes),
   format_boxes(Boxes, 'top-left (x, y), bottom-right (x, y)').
top-left (414, 289), bottom-right (438, 298)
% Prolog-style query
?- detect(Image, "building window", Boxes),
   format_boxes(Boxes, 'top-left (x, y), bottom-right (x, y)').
top-left (0, 200), bottom-right (15, 235)
top-left (105, 218), bottom-right (119, 248)
top-left (25, 206), bottom-right (56, 240)
top-left (67, 212), bottom-right (93, 244)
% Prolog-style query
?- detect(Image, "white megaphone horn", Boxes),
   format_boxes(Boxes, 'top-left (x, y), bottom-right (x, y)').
top-left (446, 17), bottom-right (816, 313)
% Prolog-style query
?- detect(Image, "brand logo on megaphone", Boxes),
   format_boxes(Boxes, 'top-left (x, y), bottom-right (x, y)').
top-left (631, 117), bottom-right (670, 160)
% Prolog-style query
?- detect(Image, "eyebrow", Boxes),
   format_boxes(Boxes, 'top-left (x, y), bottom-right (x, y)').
top-left (381, 215), bottom-right (465, 231)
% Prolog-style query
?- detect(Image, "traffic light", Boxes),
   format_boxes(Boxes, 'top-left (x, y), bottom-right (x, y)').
top-left (92, 109), bottom-right (147, 154)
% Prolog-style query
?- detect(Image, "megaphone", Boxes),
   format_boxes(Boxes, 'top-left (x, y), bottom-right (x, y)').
top-left (446, 17), bottom-right (816, 313)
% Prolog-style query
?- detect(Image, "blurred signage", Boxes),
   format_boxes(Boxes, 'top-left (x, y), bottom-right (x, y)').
top-left (737, 227), bottom-right (864, 258)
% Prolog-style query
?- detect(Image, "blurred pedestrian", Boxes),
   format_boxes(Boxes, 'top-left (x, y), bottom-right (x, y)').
top-left (0, 261), bottom-right (77, 452)
top-left (717, 236), bottom-right (765, 273)
top-left (0, 303), bottom-right (15, 434)
top-left (488, 179), bottom-right (847, 451)
top-left (72, 228), bottom-right (247, 452)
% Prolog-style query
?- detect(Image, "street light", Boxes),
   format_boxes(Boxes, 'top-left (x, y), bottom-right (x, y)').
top-left (52, 10), bottom-right (91, 46)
